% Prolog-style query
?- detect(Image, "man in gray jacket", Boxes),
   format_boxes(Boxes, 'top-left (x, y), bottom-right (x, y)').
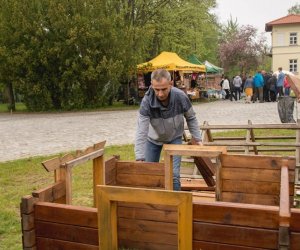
top-left (135, 69), bottom-right (202, 190)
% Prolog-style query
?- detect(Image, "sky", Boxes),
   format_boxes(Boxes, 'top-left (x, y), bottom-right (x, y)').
top-left (214, 0), bottom-right (300, 45)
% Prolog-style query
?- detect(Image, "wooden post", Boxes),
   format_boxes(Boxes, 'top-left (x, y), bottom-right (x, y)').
top-left (65, 166), bottom-right (72, 205)
top-left (215, 157), bottom-right (222, 201)
top-left (248, 120), bottom-right (258, 155)
top-left (164, 151), bottom-right (174, 190)
top-left (93, 155), bottom-right (105, 207)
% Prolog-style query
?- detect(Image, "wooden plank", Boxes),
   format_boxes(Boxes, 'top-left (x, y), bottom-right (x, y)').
top-left (222, 192), bottom-right (280, 205)
top-left (291, 208), bottom-right (300, 232)
top-left (222, 179), bottom-right (294, 195)
top-left (199, 124), bottom-right (300, 129)
top-left (193, 241), bottom-right (267, 250)
top-left (116, 161), bottom-right (165, 175)
top-left (105, 157), bottom-right (117, 185)
top-left (163, 144), bottom-right (226, 157)
top-left (36, 237), bottom-right (98, 250)
top-left (119, 239), bottom-right (177, 250)
top-left (181, 179), bottom-right (215, 191)
top-left (222, 168), bottom-right (294, 183)
top-left (213, 136), bottom-right (296, 140)
top-left (193, 222), bottom-right (278, 248)
top-left (32, 181), bottom-right (66, 202)
top-left (193, 157), bottom-right (216, 186)
top-left (118, 201), bottom-right (177, 211)
top-left (193, 201), bottom-right (279, 229)
top-left (23, 229), bottom-right (36, 248)
top-left (118, 218), bottom-right (177, 235)
top-left (164, 152), bottom-right (173, 190)
top-left (116, 173), bottom-right (164, 188)
top-left (21, 213), bottom-right (35, 231)
top-left (118, 228), bottom-right (177, 245)
top-left (93, 155), bottom-right (104, 207)
top-left (249, 120), bottom-right (258, 155)
top-left (206, 141), bottom-right (300, 147)
top-left (34, 202), bottom-right (97, 228)
top-left (65, 149), bottom-right (104, 169)
top-left (35, 220), bottom-right (98, 245)
top-left (221, 154), bottom-right (296, 170)
top-left (21, 195), bottom-right (38, 214)
top-left (65, 166), bottom-right (72, 204)
top-left (290, 233), bottom-right (300, 250)
top-left (93, 140), bottom-right (106, 150)
top-left (279, 160), bottom-right (291, 227)
top-left (118, 206), bottom-right (177, 223)
top-left (216, 157), bottom-right (222, 201)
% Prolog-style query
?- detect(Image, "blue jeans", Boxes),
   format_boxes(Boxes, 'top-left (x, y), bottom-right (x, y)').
top-left (145, 137), bottom-right (182, 191)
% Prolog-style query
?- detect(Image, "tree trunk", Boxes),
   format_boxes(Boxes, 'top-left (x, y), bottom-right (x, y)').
top-left (7, 82), bottom-right (15, 111)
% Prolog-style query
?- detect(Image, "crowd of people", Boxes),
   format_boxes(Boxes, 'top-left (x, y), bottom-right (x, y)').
top-left (220, 67), bottom-right (291, 103)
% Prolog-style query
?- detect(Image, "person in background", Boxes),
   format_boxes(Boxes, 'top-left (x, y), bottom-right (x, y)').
top-left (253, 70), bottom-right (264, 103)
top-left (135, 69), bottom-right (202, 191)
top-left (268, 74), bottom-right (277, 102)
top-left (284, 74), bottom-right (291, 96)
top-left (222, 76), bottom-right (230, 99)
top-left (276, 67), bottom-right (285, 99)
top-left (262, 70), bottom-right (272, 102)
top-left (233, 74), bottom-right (242, 101)
top-left (244, 75), bottom-right (253, 103)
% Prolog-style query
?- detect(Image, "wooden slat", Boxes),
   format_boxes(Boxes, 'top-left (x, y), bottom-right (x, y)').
top-left (36, 237), bottom-right (98, 250)
top-left (116, 161), bottom-right (165, 175)
top-left (199, 124), bottom-right (300, 129)
top-left (222, 179), bottom-right (294, 195)
top-left (193, 222), bottom-right (278, 248)
top-left (118, 218), bottom-right (177, 235)
top-left (23, 229), bottom-right (36, 248)
top-left (290, 233), bottom-right (300, 250)
top-left (194, 157), bottom-right (216, 186)
top-left (119, 239), bottom-right (177, 250)
top-left (105, 157), bottom-right (117, 185)
top-left (222, 168), bottom-right (294, 182)
top-left (222, 192), bottom-right (280, 206)
top-left (116, 173), bottom-right (164, 188)
top-left (35, 221), bottom-right (98, 245)
top-left (66, 149), bottom-right (104, 169)
top-left (117, 206), bottom-right (177, 223)
top-left (291, 208), bottom-right (300, 232)
top-left (193, 201), bottom-right (279, 229)
top-left (21, 213), bottom-right (35, 231)
top-left (213, 135), bottom-right (296, 140)
top-left (193, 241), bottom-right (267, 250)
top-left (118, 201), bottom-right (177, 211)
top-left (35, 202), bottom-right (97, 228)
top-left (93, 155), bottom-right (104, 207)
top-left (181, 179), bottom-right (215, 191)
top-left (32, 181), bottom-right (66, 202)
top-left (21, 195), bottom-right (38, 214)
top-left (221, 154), bottom-right (296, 170)
top-left (279, 160), bottom-right (291, 227)
top-left (118, 228), bottom-right (177, 245)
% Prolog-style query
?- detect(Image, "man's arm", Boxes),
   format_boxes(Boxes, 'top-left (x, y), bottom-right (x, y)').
top-left (184, 107), bottom-right (201, 143)
top-left (134, 113), bottom-right (150, 161)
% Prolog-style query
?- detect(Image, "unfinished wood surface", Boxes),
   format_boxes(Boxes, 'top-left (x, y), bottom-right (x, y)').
top-left (65, 166), bottom-right (72, 204)
top-left (222, 192), bottom-right (280, 206)
top-left (32, 181), bottom-right (66, 203)
top-left (193, 222), bottom-right (278, 249)
top-left (291, 208), bottom-right (300, 232)
top-left (36, 237), bottom-right (98, 250)
top-left (221, 154), bottom-right (296, 170)
top-left (193, 241), bottom-right (267, 250)
top-left (181, 178), bottom-right (215, 191)
top-left (215, 157), bottom-right (222, 201)
top-left (97, 185), bottom-right (193, 250)
top-left (164, 152), bottom-right (173, 190)
top-left (116, 173), bottom-right (164, 188)
top-left (193, 157), bottom-right (216, 186)
top-left (279, 160), bottom-right (291, 227)
top-left (21, 195), bottom-right (38, 214)
top-left (290, 233), bottom-right (300, 250)
top-left (93, 155), bottom-right (104, 207)
top-left (34, 202), bottom-right (97, 228)
top-left (193, 201), bottom-right (279, 229)
top-left (66, 149), bottom-right (104, 169)
top-left (105, 157), bottom-right (118, 185)
top-left (35, 220), bottom-right (98, 245)
top-left (21, 213), bottom-right (35, 231)
top-left (23, 229), bottom-right (36, 248)
top-left (119, 239), bottom-right (177, 250)
top-left (116, 161), bottom-right (165, 175)
top-left (200, 123), bottom-right (300, 129)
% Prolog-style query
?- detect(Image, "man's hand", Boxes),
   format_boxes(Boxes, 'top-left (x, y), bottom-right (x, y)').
top-left (136, 159), bottom-right (145, 162)
top-left (190, 137), bottom-right (203, 146)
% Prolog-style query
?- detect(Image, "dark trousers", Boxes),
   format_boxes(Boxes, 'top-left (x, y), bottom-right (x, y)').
top-left (277, 86), bottom-right (284, 98)
top-left (234, 87), bottom-right (241, 100)
top-left (224, 89), bottom-right (230, 99)
top-left (253, 87), bottom-right (263, 102)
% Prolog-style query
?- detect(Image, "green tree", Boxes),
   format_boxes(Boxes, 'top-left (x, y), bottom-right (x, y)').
top-left (288, 4), bottom-right (300, 14)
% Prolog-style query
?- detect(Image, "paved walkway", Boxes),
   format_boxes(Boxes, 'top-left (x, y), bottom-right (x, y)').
top-left (0, 100), bottom-right (296, 162)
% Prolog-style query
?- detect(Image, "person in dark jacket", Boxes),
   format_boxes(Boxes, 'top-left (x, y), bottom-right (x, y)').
top-left (268, 74), bottom-right (277, 102)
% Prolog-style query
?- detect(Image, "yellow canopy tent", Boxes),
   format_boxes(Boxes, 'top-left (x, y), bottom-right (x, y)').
top-left (137, 51), bottom-right (206, 72)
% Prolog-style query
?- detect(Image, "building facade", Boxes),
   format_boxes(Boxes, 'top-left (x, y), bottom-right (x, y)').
top-left (266, 14), bottom-right (300, 75)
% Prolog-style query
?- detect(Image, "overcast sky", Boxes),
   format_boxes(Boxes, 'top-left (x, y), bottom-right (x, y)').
top-left (214, 0), bottom-right (300, 45)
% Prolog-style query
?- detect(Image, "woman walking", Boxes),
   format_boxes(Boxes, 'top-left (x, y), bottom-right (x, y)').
top-left (244, 75), bottom-right (253, 103)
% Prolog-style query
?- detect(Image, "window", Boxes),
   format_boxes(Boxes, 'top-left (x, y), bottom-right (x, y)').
top-left (277, 33), bottom-right (284, 46)
top-left (290, 32), bottom-right (297, 45)
top-left (289, 59), bottom-right (298, 72)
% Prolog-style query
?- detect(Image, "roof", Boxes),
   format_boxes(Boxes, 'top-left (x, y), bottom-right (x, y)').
top-left (137, 51), bottom-right (206, 72)
top-left (265, 14), bottom-right (300, 32)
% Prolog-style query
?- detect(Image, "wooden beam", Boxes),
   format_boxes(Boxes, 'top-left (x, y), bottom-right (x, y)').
top-left (65, 149), bottom-right (104, 169)
top-left (93, 155), bottom-right (104, 207)
top-left (279, 159), bottom-right (291, 227)
top-left (199, 124), bottom-right (300, 129)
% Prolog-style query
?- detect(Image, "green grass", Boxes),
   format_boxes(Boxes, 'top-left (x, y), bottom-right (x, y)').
top-left (0, 102), bottom-right (27, 112)
top-left (0, 144), bottom-right (134, 250)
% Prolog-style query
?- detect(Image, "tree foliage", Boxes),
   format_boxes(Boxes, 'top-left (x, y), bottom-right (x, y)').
top-left (288, 4), bottom-right (300, 14)
top-left (218, 22), bottom-right (266, 75)
top-left (0, 0), bottom-right (219, 110)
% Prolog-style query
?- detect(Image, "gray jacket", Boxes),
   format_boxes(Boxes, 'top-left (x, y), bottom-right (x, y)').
top-left (135, 87), bottom-right (201, 160)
